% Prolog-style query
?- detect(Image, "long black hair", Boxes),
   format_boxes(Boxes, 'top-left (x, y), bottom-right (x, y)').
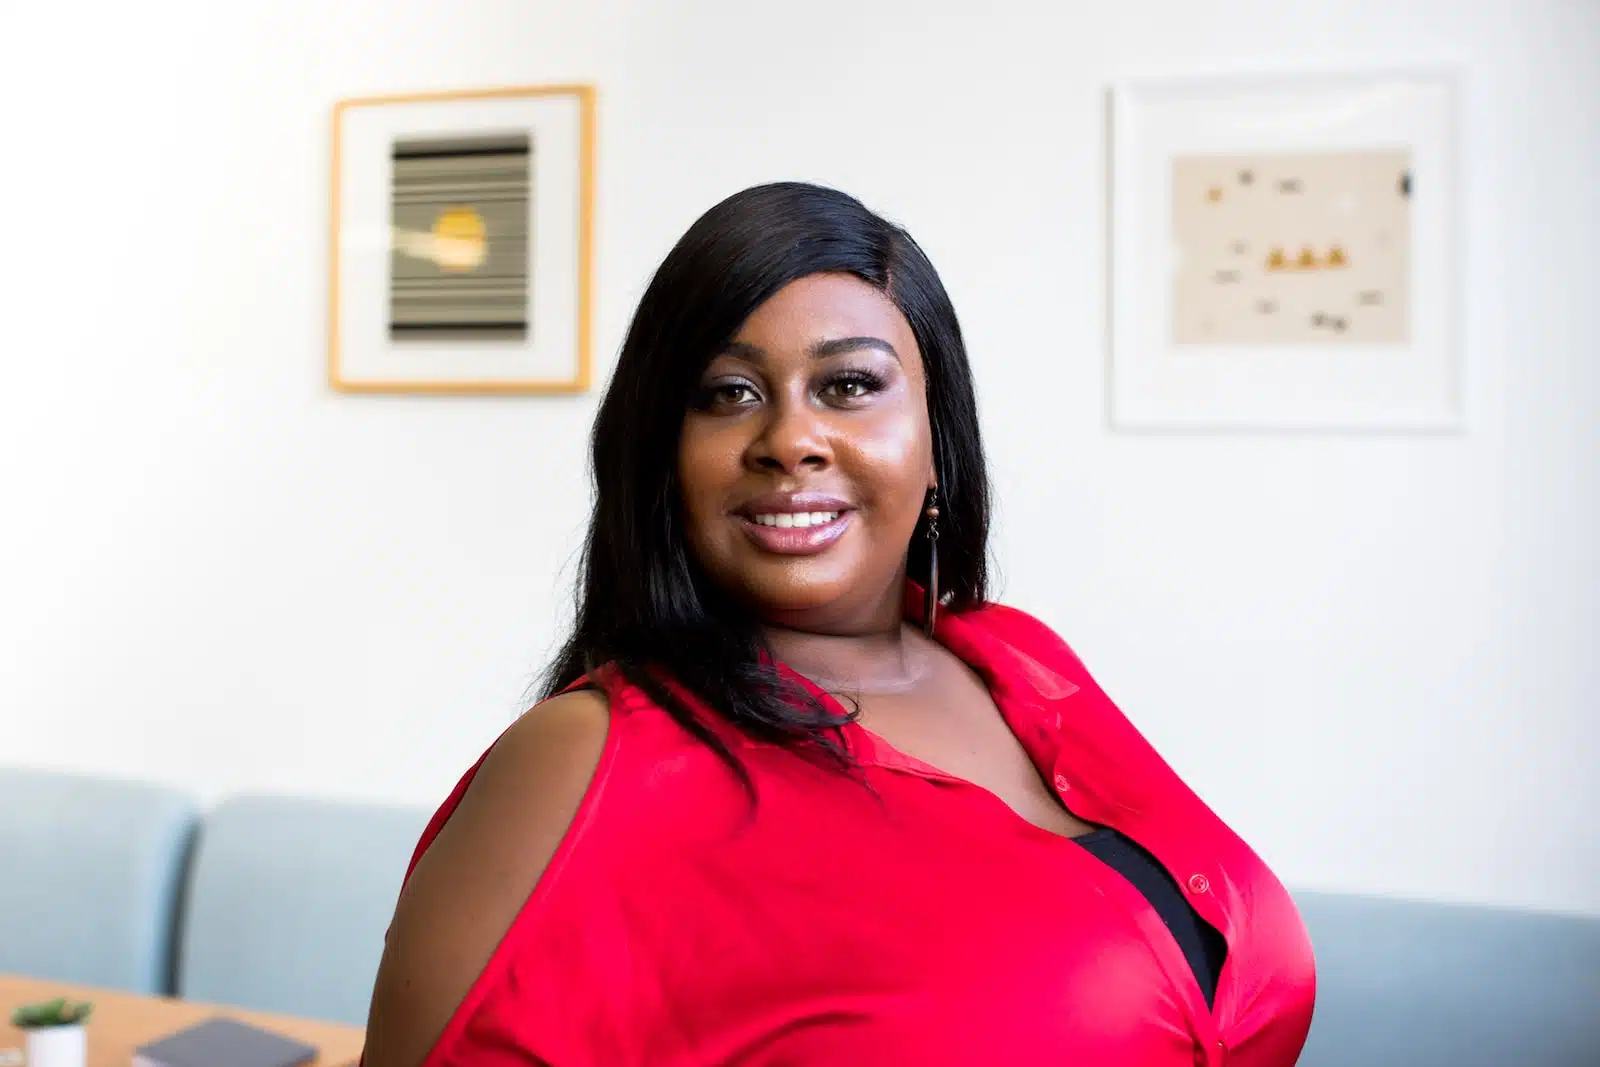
top-left (541, 182), bottom-right (991, 792)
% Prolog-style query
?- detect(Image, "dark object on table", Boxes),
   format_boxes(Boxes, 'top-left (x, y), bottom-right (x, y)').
top-left (132, 1016), bottom-right (316, 1067)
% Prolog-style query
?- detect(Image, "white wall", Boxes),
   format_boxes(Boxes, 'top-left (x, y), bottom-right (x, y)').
top-left (1, 0), bottom-right (1595, 917)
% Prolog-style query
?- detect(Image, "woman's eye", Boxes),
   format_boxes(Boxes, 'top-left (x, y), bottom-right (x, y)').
top-left (697, 381), bottom-right (759, 408)
top-left (822, 373), bottom-right (883, 400)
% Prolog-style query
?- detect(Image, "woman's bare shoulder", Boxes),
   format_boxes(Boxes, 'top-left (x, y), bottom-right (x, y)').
top-left (362, 689), bottom-right (611, 1067)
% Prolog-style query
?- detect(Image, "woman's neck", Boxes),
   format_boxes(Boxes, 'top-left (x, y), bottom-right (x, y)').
top-left (764, 621), bottom-right (934, 695)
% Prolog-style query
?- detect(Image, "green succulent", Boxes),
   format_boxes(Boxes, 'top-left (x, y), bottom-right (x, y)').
top-left (10, 997), bottom-right (93, 1028)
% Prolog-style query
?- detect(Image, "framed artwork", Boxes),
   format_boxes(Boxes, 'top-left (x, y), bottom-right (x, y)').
top-left (329, 84), bottom-right (596, 394)
top-left (1108, 67), bottom-right (1463, 431)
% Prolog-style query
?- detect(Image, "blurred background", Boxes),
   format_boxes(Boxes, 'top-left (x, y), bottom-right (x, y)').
top-left (0, 0), bottom-right (1594, 933)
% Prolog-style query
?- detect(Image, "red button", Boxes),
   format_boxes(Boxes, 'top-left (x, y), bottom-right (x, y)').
top-left (1053, 774), bottom-right (1071, 792)
top-left (1187, 873), bottom-right (1210, 894)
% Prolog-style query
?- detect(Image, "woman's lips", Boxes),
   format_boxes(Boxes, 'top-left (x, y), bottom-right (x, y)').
top-left (737, 510), bottom-right (852, 555)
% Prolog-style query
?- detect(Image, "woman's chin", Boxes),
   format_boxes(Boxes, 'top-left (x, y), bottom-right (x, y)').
top-left (733, 569), bottom-right (853, 616)
top-left (740, 572), bottom-right (904, 634)
top-left (754, 584), bottom-right (849, 617)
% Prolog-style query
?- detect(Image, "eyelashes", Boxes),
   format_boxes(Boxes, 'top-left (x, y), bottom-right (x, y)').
top-left (692, 382), bottom-right (757, 408)
top-left (822, 369), bottom-right (887, 398)
top-left (689, 369), bottom-right (889, 411)
top-left (688, 380), bottom-right (764, 411)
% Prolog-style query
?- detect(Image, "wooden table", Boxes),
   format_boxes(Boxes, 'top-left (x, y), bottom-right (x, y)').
top-left (0, 975), bottom-right (364, 1067)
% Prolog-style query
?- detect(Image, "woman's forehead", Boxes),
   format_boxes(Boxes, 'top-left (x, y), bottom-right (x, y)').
top-left (725, 273), bottom-right (922, 370)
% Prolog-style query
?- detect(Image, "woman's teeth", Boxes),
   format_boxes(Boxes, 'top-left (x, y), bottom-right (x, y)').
top-left (751, 511), bottom-right (839, 529)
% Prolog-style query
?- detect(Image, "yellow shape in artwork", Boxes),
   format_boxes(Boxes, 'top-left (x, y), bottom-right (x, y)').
top-left (1326, 244), bottom-right (1348, 267)
top-left (1267, 247), bottom-right (1287, 271)
top-left (432, 207), bottom-right (489, 272)
top-left (1296, 247), bottom-right (1318, 269)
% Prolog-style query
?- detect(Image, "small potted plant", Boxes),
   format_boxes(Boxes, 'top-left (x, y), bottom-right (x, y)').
top-left (10, 998), bottom-right (92, 1067)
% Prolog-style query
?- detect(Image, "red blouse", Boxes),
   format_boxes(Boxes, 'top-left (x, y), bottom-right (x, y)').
top-left (399, 598), bottom-right (1317, 1066)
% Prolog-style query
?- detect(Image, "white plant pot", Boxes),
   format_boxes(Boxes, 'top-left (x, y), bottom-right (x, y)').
top-left (24, 1025), bottom-right (86, 1067)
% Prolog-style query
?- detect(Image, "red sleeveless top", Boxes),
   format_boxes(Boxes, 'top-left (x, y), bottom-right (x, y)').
top-left (397, 599), bottom-right (1317, 1066)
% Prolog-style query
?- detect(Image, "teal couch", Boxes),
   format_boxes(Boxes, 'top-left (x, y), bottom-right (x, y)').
top-left (0, 767), bottom-right (198, 994)
top-left (1296, 890), bottom-right (1600, 1065)
top-left (173, 793), bottom-right (430, 1025)
top-left (4, 766), bottom-right (1598, 1064)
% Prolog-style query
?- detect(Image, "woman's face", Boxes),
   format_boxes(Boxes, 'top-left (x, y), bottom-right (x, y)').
top-left (678, 272), bottom-right (935, 633)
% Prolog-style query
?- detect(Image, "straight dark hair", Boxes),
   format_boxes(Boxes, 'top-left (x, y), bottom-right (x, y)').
top-left (541, 182), bottom-right (990, 793)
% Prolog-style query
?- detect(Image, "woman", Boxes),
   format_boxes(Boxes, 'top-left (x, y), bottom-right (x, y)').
top-left (363, 182), bottom-right (1317, 1066)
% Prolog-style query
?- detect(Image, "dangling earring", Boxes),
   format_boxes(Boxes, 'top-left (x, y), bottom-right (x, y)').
top-left (923, 488), bottom-right (941, 638)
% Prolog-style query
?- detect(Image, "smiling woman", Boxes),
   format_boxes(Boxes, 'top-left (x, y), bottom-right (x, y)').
top-left (679, 275), bottom-right (939, 636)
top-left (361, 182), bottom-right (1318, 1067)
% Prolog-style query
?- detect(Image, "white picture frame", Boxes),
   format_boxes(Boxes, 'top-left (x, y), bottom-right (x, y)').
top-left (329, 85), bottom-right (596, 395)
top-left (1108, 66), bottom-right (1463, 432)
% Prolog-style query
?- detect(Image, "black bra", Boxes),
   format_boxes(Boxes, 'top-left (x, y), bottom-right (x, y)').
top-left (1074, 828), bottom-right (1229, 1007)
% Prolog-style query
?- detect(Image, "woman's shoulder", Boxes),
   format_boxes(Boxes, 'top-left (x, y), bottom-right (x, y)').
top-left (369, 678), bottom-right (736, 1066)
top-left (364, 688), bottom-right (614, 1067)
top-left (397, 674), bottom-right (731, 878)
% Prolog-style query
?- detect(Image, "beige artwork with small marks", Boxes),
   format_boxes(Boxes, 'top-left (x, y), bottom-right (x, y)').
top-left (1171, 150), bottom-right (1412, 346)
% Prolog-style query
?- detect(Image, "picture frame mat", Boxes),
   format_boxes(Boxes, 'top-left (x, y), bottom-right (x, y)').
top-left (1109, 66), bottom-right (1463, 431)
top-left (329, 86), bottom-right (595, 394)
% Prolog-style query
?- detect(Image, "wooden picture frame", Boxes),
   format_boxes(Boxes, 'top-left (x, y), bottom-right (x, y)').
top-left (328, 84), bottom-right (596, 395)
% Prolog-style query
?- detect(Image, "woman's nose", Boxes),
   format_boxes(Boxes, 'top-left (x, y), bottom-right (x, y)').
top-left (747, 397), bottom-right (832, 474)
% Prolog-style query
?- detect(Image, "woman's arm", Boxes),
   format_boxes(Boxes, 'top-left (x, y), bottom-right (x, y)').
top-left (361, 690), bottom-right (611, 1067)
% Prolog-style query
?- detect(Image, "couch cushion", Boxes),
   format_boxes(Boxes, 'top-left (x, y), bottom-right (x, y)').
top-left (0, 766), bottom-right (198, 993)
top-left (175, 794), bottom-right (429, 1025)
top-left (1295, 890), bottom-right (1600, 1066)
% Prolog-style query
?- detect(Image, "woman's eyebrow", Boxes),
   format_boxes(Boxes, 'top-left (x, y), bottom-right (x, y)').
top-left (714, 337), bottom-right (901, 364)
top-left (810, 336), bottom-right (900, 364)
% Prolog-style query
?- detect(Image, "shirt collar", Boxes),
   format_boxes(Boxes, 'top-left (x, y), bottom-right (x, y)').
top-left (771, 584), bottom-right (1081, 778)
